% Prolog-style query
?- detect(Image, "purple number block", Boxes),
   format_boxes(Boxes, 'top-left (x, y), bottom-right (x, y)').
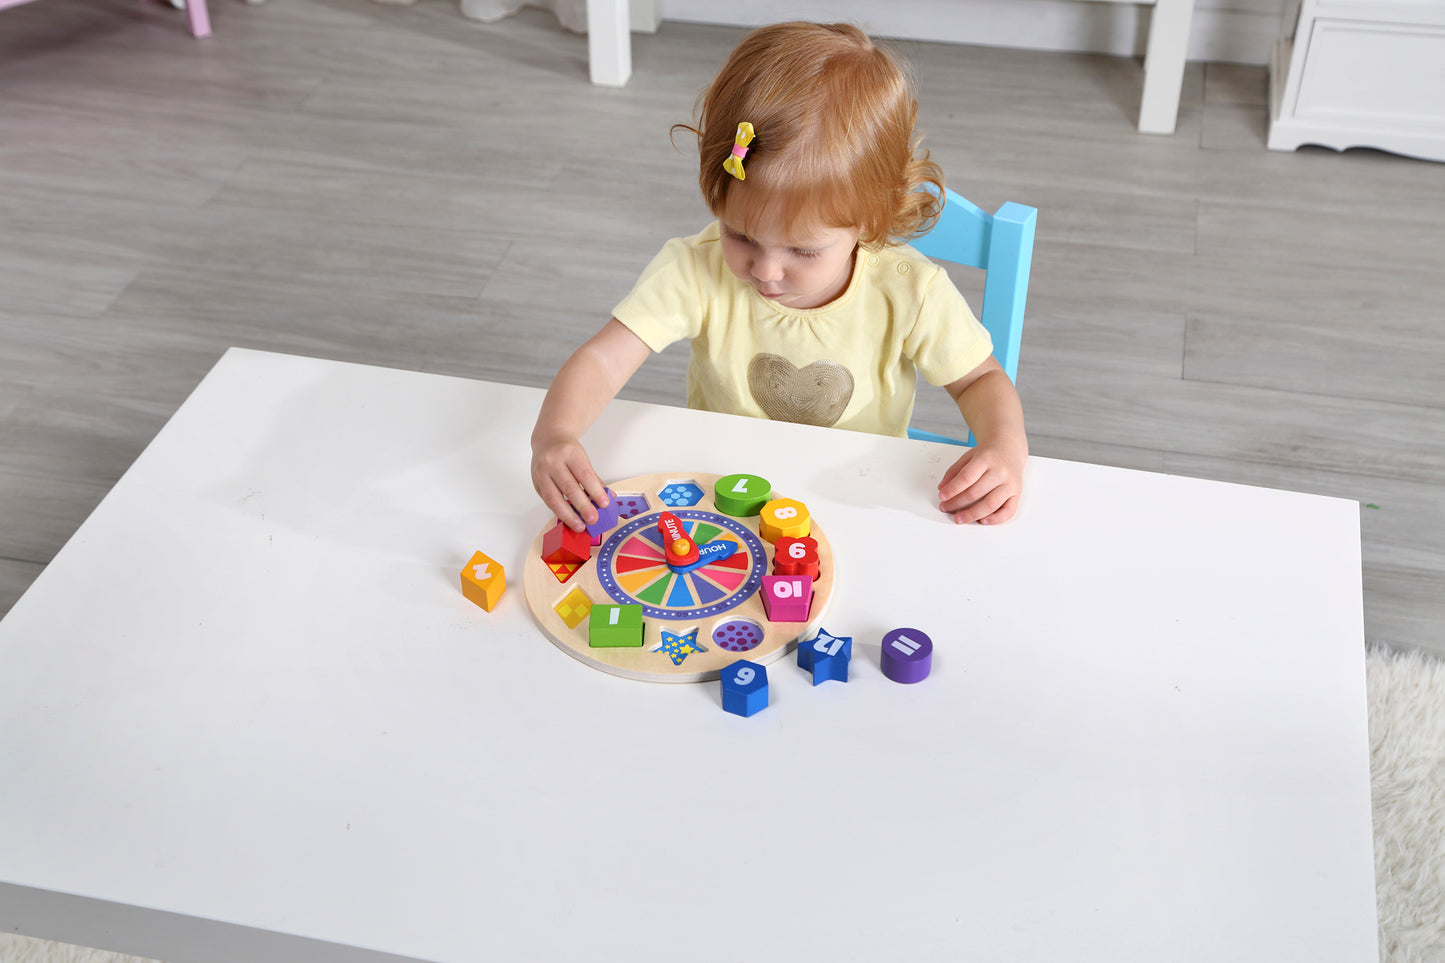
top-left (586, 487), bottom-right (620, 545)
top-left (881, 628), bottom-right (933, 683)
top-left (760, 575), bottom-right (812, 622)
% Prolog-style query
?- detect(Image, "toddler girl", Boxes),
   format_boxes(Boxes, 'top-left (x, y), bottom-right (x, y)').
top-left (531, 21), bottom-right (1027, 530)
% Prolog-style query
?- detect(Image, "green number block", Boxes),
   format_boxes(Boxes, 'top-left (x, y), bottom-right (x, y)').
top-left (713, 473), bottom-right (772, 517)
top-left (588, 604), bottom-right (644, 647)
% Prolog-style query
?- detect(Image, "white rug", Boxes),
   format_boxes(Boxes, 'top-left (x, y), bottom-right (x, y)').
top-left (5, 644), bottom-right (1444, 963)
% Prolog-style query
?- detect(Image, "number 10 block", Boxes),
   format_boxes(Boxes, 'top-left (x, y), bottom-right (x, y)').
top-left (760, 575), bottom-right (813, 622)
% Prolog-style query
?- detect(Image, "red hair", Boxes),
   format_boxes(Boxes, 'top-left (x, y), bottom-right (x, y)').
top-left (677, 22), bottom-right (944, 247)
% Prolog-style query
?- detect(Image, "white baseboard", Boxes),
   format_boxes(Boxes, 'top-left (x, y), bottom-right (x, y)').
top-left (657, 0), bottom-right (1283, 65)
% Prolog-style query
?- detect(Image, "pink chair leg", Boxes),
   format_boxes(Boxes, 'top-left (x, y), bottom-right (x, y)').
top-left (185, 0), bottom-right (211, 37)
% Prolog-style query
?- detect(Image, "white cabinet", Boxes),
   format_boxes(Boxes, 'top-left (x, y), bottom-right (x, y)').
top-left (1268, 0), bottom-right (1445, 161)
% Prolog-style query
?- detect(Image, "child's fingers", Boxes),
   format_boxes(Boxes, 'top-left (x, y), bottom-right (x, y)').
top-left (969, 494), bottom-right (1019, 526)
top-left (539, 478), bottom-right (588, 531)
top-left (937, 452), bottom-right (983, 501)
top-left (554, 473), bottom-right (601, 530)
top-left (568, 460), bottom-right (610, 513)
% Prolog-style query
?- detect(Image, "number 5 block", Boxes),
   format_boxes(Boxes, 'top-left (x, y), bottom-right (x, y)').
top-left (760, 574), bottom-right (813, 622)
top-left (460, 550), bottom-right (507, 612)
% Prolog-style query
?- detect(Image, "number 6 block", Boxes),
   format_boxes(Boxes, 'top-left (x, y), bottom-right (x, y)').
top-left (720, 659), bottom-right (769, 717)
top-left (760, 575), bottom-right (813, 622)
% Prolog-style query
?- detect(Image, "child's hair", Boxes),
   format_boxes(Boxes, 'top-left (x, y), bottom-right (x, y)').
top-left (678, 22), bottom-right (945, 248)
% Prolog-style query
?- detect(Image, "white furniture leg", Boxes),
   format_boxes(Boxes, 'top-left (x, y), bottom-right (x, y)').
top-left (586, 0), bottom-right (630, 87)
top-left (1138, 0), bottom-right (1195, 133)
top-left (629, 0), bottom-right (659, 33)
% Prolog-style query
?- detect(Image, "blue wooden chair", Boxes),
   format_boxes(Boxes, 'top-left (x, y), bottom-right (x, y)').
top-left (906, 188), bottom-right (1037, 447)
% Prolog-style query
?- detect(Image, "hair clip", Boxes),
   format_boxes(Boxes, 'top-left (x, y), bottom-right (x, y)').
top-left (722, 122), bottom-right (755, 181)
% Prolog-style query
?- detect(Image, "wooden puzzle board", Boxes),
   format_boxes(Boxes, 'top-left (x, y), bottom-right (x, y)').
top-left (522, 472), bottom-right (835, 683)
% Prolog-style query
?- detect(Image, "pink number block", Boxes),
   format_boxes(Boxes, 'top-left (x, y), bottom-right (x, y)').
top-left (760, 575), bottom-right (813, 622)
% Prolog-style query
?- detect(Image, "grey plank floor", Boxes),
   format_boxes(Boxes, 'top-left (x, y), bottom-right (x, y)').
top-left (1, 0), bottom-right (1441, 656)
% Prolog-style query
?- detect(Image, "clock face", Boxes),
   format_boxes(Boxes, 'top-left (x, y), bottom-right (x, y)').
top-left (522, 472), bottom-right (835, 684)
top-left (594, 510), bottom-right (767, 621)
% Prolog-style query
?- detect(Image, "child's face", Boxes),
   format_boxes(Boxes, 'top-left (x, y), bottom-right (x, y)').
top-left (719, 188), bottom-right (860, 311)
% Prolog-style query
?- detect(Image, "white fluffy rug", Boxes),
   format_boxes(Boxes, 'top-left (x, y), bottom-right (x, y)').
top-left (5, 644), bottom-right (1444, 963)
top-left (1371, 645), bottom-right (1445, 962)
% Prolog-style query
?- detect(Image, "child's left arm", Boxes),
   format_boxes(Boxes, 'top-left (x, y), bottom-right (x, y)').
top-left (936, 356), bottom-right (1028, 525)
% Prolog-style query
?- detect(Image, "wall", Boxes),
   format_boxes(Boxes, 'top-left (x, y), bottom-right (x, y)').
top-left (657, 0), bottom-right (1285, 65)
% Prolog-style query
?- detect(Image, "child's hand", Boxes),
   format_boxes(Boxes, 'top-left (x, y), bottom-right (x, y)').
top-left (531, 435), bottom-right (610, 532)
top-left (937, 440), bottom-right (1026, 525)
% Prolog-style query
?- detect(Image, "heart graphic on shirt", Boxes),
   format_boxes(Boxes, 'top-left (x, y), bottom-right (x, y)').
top-left (747, 353), bottom-right (855, 428)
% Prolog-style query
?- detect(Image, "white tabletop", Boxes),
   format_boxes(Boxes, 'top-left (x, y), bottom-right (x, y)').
top-left (0, 348), bottom-right (1377, 963)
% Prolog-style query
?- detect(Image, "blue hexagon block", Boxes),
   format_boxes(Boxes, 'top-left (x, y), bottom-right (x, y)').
top-left (721, 659), bottom-right (769, 717)
top-left (656, 481), bottom-right (705, 508)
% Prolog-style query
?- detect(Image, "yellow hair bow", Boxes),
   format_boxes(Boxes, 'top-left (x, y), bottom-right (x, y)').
top-left (722, 122), bottom-right (755, 181)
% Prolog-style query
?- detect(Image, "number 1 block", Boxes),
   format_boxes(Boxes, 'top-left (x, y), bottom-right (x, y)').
top-left (588, 604), bottom-right (644, 647)
top-left (760, 575), bottom-right (813, 622)
top-left (460, 550), bottom-right (507, 612)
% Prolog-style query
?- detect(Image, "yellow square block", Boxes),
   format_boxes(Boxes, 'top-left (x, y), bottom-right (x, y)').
top-left (554, 587), bottom-right (593, 629)
top-left (461, 550), bottom-right (506, 612)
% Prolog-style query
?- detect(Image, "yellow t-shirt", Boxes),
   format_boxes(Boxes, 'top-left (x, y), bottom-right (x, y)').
top-left (612, 222), bottom-right (992, 438)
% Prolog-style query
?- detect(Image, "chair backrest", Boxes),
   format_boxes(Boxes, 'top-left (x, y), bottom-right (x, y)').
top-left (908, 188), bottom-right (1037, 385)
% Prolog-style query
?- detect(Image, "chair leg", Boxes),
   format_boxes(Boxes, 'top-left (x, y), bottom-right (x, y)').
top-left (586, 0), bottom-right (630, 87)
top-left (1138, 0), bottom-right (1194, 134)
top-left (185, 0), bottom-right (211, 38)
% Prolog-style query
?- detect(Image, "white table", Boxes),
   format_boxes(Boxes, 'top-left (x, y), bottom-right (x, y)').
top-left (0, 349), bottom-right (1378, 962)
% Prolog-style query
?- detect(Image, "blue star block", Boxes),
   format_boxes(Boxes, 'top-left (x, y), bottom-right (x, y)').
top-left (797, 628), bottom-right (852, 670)
top-left (721, 660), bottom-right (768, 717)
top-left (798, 628), bottom-right (851, 685)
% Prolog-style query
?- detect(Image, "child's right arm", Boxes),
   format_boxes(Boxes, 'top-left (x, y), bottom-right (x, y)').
top-left (530, 319), bottom-right (652, 531)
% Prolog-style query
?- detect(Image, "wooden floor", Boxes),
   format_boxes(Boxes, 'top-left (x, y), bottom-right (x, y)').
top-left (1, 0), bottom-right (1441, 656)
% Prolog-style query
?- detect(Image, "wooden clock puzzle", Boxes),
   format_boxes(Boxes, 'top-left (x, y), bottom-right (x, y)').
top-left (522, 472), bottom-right (836, 683)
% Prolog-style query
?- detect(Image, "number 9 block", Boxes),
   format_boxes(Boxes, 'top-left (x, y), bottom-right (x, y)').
top-left (772, 536), bottom-right (820, 579)
top-left (720, 659), bottom-right (769, 717)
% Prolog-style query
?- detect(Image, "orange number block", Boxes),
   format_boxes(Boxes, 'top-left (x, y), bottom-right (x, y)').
top-left (759, 498), bottom-right (810, 542)
top-left (461, 550), bottom-right (507, 612)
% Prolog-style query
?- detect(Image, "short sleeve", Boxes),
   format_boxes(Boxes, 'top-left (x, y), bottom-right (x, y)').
top-left (904, 266), bottom-right (994, 387)
top-left (611, 235), bottom-right (709, 353)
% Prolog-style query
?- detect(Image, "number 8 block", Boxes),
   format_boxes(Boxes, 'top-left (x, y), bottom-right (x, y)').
top-left (759, 498), bottom-right (811, 542)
